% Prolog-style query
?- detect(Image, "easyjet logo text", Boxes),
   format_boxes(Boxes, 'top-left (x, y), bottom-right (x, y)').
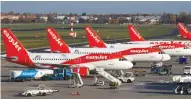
top-left (47, 29), bottom-right (63, 47)
top-left (150, 41), bottom-right (191, 47)
top-left (130, 49), bottom-right (149, 53)
top-left (3, 30), bottom-right (21, 51)
top-left (85, 55), bottom-right (108, 60)
top-left (158, 45), bottom-right (177, 49)
top-left (130, 27), bottom-right (142, 39)
top-left (150, 41), bottom-right (182, 45)
top-left (86, 27), bottom-right (100, 43)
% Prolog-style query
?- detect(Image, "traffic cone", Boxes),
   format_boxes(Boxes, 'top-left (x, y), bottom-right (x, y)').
top-left (69, 92), bottom-right (75, 95)
top-left (77, 92), bottom-right (80, 95)
top-left (72, 92), bottom-right (76, 95)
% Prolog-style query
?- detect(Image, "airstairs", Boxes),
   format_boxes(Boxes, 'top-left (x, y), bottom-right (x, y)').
top-left (96, 68), bottom-right (122, 87)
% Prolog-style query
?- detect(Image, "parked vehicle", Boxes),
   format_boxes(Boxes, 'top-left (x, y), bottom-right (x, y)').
top-left (151, 65), bottom-right (172, 75)
top-left (41, 68), bottom-right (73, 80)
top-left (117, 72), bottom-right (135, 83)
top-left (179, 57), bottom-right (188, 64)
top-left (134, 70), bottom-right (147, 76)
top-left (9, 69), bottom-right (53, 82)
top-left (10, 68), bottom-right (74, 82)
top-left (172, 75), bottom-right (191, 83)
top-left (19, 84), bottom-right (59, 97)
top-left (184, 66), bottom-right (191, 75)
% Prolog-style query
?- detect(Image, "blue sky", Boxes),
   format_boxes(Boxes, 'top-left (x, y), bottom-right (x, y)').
top-left (1, 1), bottom-right (191, 14)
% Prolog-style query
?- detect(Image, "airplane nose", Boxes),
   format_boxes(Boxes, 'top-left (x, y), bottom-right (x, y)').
top-left (162, 54), bottom-right (171, 61)
top-left (125, 61), bottom-right (133, 69)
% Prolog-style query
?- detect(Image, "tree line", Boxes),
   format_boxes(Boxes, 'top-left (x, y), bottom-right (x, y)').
top-left (1, 12), bottom-right (191, 24)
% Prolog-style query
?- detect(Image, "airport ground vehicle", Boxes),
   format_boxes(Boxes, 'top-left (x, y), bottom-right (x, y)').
top-left (134, 69), bottom-right (147, 76)
top-left (173, 75), bottom-right (191, 83)
top-left (9, 68), bottom-right (74, 81)
top-left (151, 65), bottom-right (172, 75)
top-left (117, 72), bottom-right (135, 83)
top-left (178, 57), bottom-right (188, 64)
top-left (92, 71), bottom-right (135, 86)
top-left (9, 69), bottom-right (54, 82)
top-left (41, 68), bottom-right (73, 80)
top-left (173, 75), bottom-right (191, 95)
top-left (19, 84), bottom-right (59, 97)
top-left (184, 66), bottom-right (191, 75)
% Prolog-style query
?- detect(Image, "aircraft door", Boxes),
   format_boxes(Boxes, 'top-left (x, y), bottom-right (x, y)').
top-left (108, 55), bottom-right (114, 66)
top-left (149, 49), bottom-right (157, 61)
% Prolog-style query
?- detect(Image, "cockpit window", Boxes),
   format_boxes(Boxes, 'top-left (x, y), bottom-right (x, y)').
top-left (119, 58), bottom-right (127, 61)
top-left (158, 51), bottom-right (165, 54)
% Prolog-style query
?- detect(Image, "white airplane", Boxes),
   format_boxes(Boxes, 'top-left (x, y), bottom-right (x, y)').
top-left (1, 28), bottom-right (133, 70)
top-left (45, 27), bottom-right (171, 62)
top-left (127, 24), bottom-right (191, 47)
top-left (1, 28), bottom-right (134, 86)
top-left (84, 26), bottom-right (191, 57)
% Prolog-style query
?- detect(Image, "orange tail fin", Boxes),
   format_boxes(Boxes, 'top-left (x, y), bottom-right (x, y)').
top-left (85, 26), bottom-right (107, 48)
top-left (1, 28), bottom-right (34, 66)
top-left (46, 28), bottom-right (70, 53)
top-left (177, 23), bottom-right (191, 39)
top-left (128, 25), bottom-right (145, 41)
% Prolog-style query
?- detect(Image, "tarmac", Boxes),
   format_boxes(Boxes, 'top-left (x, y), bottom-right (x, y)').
top-left (1, 57), bottom-right (191, 99)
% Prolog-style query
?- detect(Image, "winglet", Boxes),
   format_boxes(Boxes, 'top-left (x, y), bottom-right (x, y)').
top-left (46, 28), bottom-right (71, 53)
top-left (128, 25), bottom-right (145, 41)
top-left (85, 26), bottom-right (107, 48)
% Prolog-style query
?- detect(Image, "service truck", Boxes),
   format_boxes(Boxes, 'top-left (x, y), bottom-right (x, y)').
top-left (9, 68), bottom-right (73, 82)
top-left (9, 69), bottom-right (53, 82)
top-left (41, 68), bottom-right (73, 80)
